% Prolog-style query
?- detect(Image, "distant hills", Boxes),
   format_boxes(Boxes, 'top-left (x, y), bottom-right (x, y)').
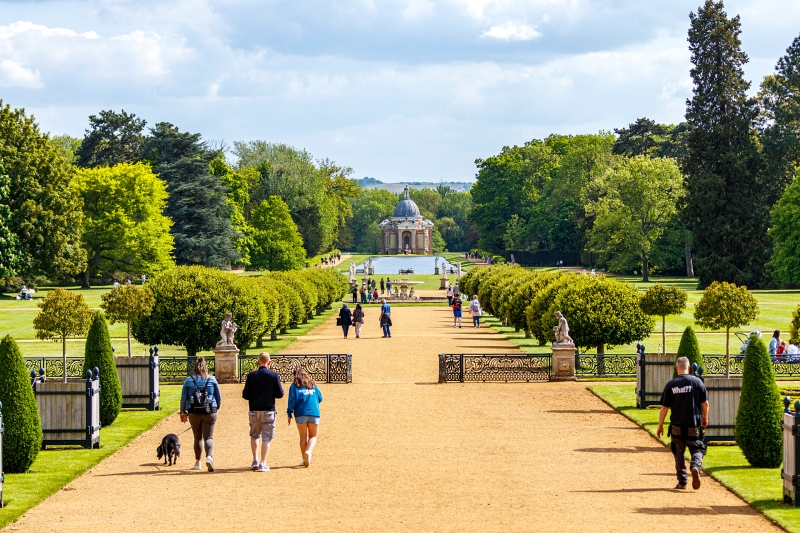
top-left (357, 177), bottom-right (472, 192)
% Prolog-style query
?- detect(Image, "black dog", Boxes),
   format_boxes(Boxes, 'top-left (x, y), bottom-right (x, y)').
top-left (157, 434), bottom-right (181, 466)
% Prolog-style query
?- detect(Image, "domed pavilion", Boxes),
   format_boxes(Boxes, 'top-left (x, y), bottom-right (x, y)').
top-left (379, 185), bottom-right (434, 255)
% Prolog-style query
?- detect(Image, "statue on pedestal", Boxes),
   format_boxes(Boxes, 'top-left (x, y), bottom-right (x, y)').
top-left (553, 311), bottom-right (574, 345)
top-left (349, 262), bottom-right (356, 282)
top-left (457, 262), bottom-right (462, 280)
top-left (217, 313), bottom-right (238, 348)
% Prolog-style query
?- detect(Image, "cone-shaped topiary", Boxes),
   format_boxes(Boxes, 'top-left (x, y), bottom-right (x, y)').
top-left (83, 312), bottom-right (122, 427)
top-left (674, 326), bottom-right (704, 377)
top-left (736, 334), bottom-right (783, 467)
top-left (0, 335), bottom-right (42, 472)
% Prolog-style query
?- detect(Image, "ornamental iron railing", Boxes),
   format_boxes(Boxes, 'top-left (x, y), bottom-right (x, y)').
top-left (239, 354), bottom-right (352, 383)
top-left (438, 353), bottom-right (551, 383)
top-left (575, 354), bottom-right (637, 377)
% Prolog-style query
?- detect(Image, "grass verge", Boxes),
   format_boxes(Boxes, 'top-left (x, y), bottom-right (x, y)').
top-left (0, 385), bottom-right (181, 529)
top-left (588, 383), bottom-right (800, 533)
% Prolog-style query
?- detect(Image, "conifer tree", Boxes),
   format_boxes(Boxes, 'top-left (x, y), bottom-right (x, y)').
top-left (682, 1), bottom-right (767, 287)
top-left (674, 326), bottom-right (704, 377)
top-left (83, 312), bottom-right (122, 427)
top-left (0, 335), bottom-right (42, 473)
top-left (736, 334), bottom-right (782, 467)
top-left (144, 123), bottom-right (239, 267)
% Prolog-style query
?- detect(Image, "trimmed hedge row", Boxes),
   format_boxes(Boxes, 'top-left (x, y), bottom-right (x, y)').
top-left (132, 266), bottom-right (348, 356)
top-left (461, 265), bottom-right (654, 354)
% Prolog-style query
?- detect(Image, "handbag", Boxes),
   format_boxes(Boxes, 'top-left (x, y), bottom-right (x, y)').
top-left (336, 317), bottom-right (343, 326)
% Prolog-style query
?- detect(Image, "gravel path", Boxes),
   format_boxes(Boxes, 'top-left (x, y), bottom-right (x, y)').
top-left (5, 306), bottom-right (780, 532)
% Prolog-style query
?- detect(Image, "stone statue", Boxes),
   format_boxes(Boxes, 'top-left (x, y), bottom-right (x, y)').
top-left (510, 253), bottom-right (515, 265)
top-left (553, 311), bottom-right (574, 345)
top-left (217, 313), bottom-right (238, 347)
top-left (457, 262), bottom-right (462, 280)
top-left (349, 262), bottom-right (356, 282)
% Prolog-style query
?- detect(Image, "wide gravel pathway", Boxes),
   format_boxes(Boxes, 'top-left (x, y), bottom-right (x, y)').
top-left (5, 305), bottom-right (780, 532)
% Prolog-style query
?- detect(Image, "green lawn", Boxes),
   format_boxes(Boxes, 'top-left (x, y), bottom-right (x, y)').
top-left (589, 384), bottom-right (800, 533)
top-left (0, 386), bottom-right (181, 529)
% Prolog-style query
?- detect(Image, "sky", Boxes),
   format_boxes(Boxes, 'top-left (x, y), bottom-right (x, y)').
top-left (0, 0), bottom-right (799, 183)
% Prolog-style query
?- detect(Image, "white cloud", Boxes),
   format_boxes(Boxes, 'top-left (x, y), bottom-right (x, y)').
top-left (481, 21), bottom-right (541, 40)
top-left (0, 21), bottom-right (99, 40)
top-left (0, 59), bottom-right (43, 88)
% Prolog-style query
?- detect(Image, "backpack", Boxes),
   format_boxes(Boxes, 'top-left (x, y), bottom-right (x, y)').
top-left (190, 376), bottom-right (214, 413)
top-left (453, 299), bottom-right (462, 311)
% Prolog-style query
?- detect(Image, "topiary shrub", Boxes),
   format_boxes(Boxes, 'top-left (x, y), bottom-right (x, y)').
top-left (735, 334), bottom-right (782, 467)
top-left (83, 312), bottom-right (122, 427)
top-left (791, 304), bottom-right (800, 345)
top-left (675, 326), bottom-right (704, 377)
top-left (0, 335), bottom-right (42, 472)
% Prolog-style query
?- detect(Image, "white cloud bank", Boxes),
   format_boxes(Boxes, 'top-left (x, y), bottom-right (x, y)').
top-left (480, 21), bottom-right (540, 40)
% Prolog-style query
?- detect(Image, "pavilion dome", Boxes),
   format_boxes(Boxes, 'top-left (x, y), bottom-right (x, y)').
top-left (393, 185), bottom-right (421, 218)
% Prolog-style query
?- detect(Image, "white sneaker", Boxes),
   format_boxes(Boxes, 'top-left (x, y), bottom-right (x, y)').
top-left (258, 463), bottom-right (270, 472)
top-left (453, 325), bottom-right (457, 328)
top-left (303, 451), bottom-right (310, 467)
top-left (205, 457), bottom-right (214, 472)
top-left (192, 464), bottom-right (201, 470)
top-left (251, 460), bottom-right (259, 471)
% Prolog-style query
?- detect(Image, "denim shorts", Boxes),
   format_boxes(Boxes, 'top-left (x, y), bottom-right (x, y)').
top-left (295, 416), bottom-right (320, 425)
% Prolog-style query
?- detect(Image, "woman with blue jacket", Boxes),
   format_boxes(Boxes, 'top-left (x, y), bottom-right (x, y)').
top-left (287, 367), bottom-right (323, 467)
top-left (180, 357), bottom-right (222, 472)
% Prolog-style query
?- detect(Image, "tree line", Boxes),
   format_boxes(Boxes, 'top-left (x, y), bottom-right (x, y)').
top-left (470, 0), bottom-right (800, 288)
top-left (0, 104), bottom-right (480, 288)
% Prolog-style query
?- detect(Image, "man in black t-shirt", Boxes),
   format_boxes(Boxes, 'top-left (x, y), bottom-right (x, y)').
top-left (657, 356), bottom-right (709, 490)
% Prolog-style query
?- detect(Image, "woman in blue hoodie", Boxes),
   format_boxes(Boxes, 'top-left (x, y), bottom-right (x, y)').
top-left (287, 367), bottom-right (323, 467)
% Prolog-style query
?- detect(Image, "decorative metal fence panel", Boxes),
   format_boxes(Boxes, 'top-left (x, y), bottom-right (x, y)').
top-left (158, 356), bottom-right (215, 382)
top-left (24, 357), bottom-right (85, 379)
top-left (575, 355), bottom-right (637, 377)
top-left (239, 354), bottom-right (352, 383)
top-left (438, 353), bottom-right (551, 383)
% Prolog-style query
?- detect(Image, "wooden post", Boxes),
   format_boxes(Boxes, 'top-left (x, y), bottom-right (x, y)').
top-left (783, 397), bottom-right (800, 506)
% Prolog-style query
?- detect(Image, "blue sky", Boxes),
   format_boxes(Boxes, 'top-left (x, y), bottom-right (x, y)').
top-left (0, 0), bottom-right (798, 182)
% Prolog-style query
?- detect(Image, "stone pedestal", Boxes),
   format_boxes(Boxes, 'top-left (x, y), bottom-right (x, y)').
top-left (550, 344), bottom-right (577, 381)
top-left (435, 267), bottom-right (440, 276)
top-left (214, 345), bottom-right (240, 384)
top-left (440, 277), bottom-right (449, 290)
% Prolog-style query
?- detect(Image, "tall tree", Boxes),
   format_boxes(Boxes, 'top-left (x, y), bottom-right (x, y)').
top-left (78, 110), bottom-right (146, 168)
top-left (249, 196), bottom-right (307, 271)
top-left (613, 118), bottom-right (669, 156)
top-left (318, 158), bottom-right (361, 247)
top-left (144, 123), bottom-right (239, 267)
top-left (347, 189), bottom-right (397, 250)
top-left (72, 162), bottom-right (175, 286)
top-left (0, 101), bottom-right (86, 279)
top-left (585, 156), bottom-right (685, 281)
top-left (0, 157), bottom-right (19, 277)
top-left (233, 142), bottom-right (337, 256)
top-left (759, 32), bottom-right (800, 207)
top-left (682, 1), bottom-right (766, 288)
top-left (767, 169), bottom-right (800, 284)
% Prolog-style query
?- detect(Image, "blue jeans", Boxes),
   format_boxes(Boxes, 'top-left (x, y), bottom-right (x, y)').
top-left (382, 324), bottom-right (391, 337)
top-left (473, 316), bottom-right (480, 327)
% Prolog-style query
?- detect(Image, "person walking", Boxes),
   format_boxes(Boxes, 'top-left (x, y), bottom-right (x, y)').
top-left (180, 357), bottom-right (222, 472)
top-left (657, 356), bottom-right (709, 490)
top-left (287, 367), bottom-right (323, 467)
top-left (339, 303), bottom-right (353, 338)
top-left (380, 298), bottom-right (392, 338)
top-left (353, 303), bottom-right (365, 338)
top-left (360, 286), bottom-right (367, 304)
top-left (351, 284), bottom-right (358, 304)
top-left (446, 285), bottom-right (453, 307)
top-left (452, 293), bottom-right (463, 328)
top-left (469, 295), bottom-right (482, 328)
top-left (380, 278), bottom-right (385, 294)
top-left (242, 352), bottom-right (284, 472)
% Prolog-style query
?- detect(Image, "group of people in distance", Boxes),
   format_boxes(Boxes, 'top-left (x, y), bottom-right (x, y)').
top-left (769, 329), bottom-right (800, 359)
top-left (320, 253), bottom-right (341, 266)
top-left (179, 352), bottom-right (322, 473)
top-left (446, 285), bottom-right (482, 329)
top-left (350, 278), bottom-right (394, 304)
top-left (338, 298), bottom-right (392, 339)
